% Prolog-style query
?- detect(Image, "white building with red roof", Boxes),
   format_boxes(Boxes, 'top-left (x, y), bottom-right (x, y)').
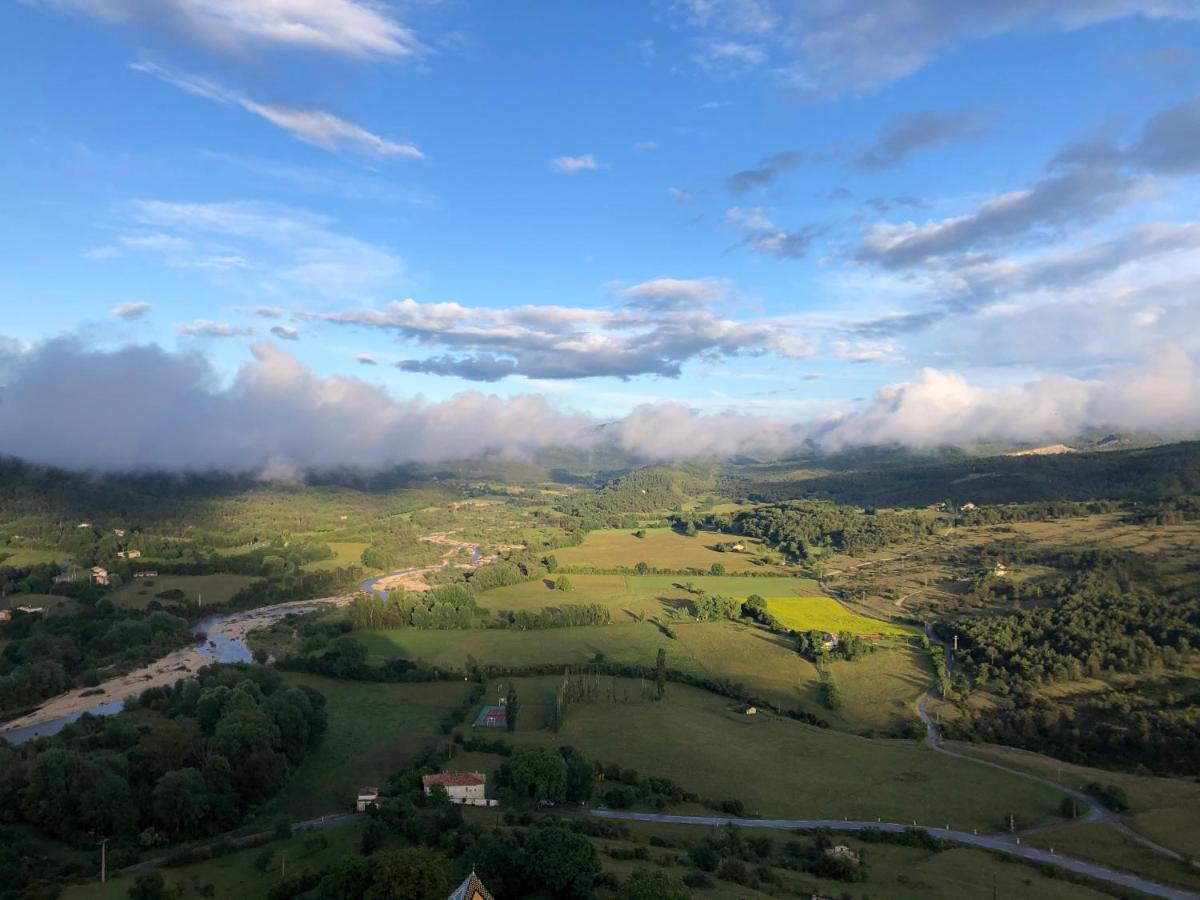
top-left (421, 771), bottom-right (496, 806)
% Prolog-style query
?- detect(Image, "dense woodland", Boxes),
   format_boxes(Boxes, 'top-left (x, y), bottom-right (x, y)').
top-left (724, 441), bottom-right (1200, 507)
top-left (0, 664), bottom-right (325, 847)
top-left (944, 556), bottom-right (1200, 774)
top-left (688, 499), bottom-right (933, 559)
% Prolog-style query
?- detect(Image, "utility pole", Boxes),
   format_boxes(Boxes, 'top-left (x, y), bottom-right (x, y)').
top-left (98, 838), bottom-right (109, 883)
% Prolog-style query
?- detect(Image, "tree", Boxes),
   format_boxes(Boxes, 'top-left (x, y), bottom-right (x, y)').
top-left (654, 648), bottom-right (666, 701)
top-left (555, 576), bottom-right (572, 592)
top-left (524, 826), bottom-right (601, 897)
top-left (709, 562), bottom-right (725, 576)
top-left (635, 560), bottom-right (649, 574)
top-left (508, 746), bottom-right (567, 805)
top-left (128, 871), bottom-right (168, 900)
top-left (620, 870), bottom-right (689, 900)
top-left (153, 768), bottom-right (212, 838)
top-left (505, 684), bottom-right (520, 732)
top-left (364, 848), bottom-right (450, 900)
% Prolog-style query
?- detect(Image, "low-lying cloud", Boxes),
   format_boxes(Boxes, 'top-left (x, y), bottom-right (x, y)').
top-left (1, 339), bottom-right (1198, 472)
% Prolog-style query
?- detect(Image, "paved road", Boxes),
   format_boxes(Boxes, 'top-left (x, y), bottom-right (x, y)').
top-left (592, 810), bottom-right (1198, 900)
top-left (916, 630), bottom-right (1186, 862)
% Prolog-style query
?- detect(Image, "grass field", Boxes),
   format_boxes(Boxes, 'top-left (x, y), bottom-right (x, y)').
top-left (944, 740), bottom-right (1200, 859)
top-left (498, 677), bottom-right (1070, 832)
top-left (1024, 822), bottom-right (1200, 893)
top-left (765, 596), bottom-right (920, 636)
top-left (62, 819), bottom-right (366, 900)
top-left (111, 574), bottom-right (261, 609)
top-left (554, 528), bottom-right (784, 572)
top-left (0, 547), bottom-right (68, 567)
top-left (252, 674), bottom-right (471, 822)
top-left (357, 622), bottom-right (704, 676)
top-left (302, 540), bottom-right (369, 571)
top-left (0, 593), bottom-right (77, 613)
top-left (626, 574), bottom-right (820, 596)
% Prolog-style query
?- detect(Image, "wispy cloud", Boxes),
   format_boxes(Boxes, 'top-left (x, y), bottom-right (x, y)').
top-left (678, 0), bottom-right (1199, 95)
top-left (726, 206), bottom-right (818, 259)
top-left (102, 199), bottom-right (403, 301)
top-left (110, 301), bottom-right (152, 320)
top-left (132, 62), bottom-right (422, 159)
top-left (178, 320), bottom-right (255, 338)
top-left (668, 187), bottom-right (695, 204)
top-left (38, 0), bottom-right (423, 59)
top-left (857, 109), bottom-right (989, 169)
top-left (270, 325), bottom-right (300, 341)
top-left (550, 154), bottom-right (602, 173)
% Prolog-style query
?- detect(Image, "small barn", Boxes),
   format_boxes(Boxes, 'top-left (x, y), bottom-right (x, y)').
top-left (356, 787), bottom-right (381, 812)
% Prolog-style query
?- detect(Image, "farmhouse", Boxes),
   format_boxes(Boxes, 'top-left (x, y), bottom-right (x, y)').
top-left (356, 787), bottom-right (381, 812)
top-left (421, 772), bottom-right (496, 806)
top-left (90, 566), bottom-right (109, 586)
top-left (992, 562), bottom-right (1008, 577)
top-left (743, 704), bottom-right (759, 716)
top-left (821, 632), bottom-right (840, 650)
top-left (824, 844), bottom-right (861, 865)
top-left (113, 529), bottom-right (126, 537)
top-left (116, 550), bottom-right (142, 559)
top-left (960, 502), bottom-right (977, 511)
top-left (0, 611), bottom-right (9, 622)
top-left (448, 871), bottom-right (495, 900)
top-left (14, 606), bottom-right (44, 615)
top-left (134, 571), bottom-right (158, 579)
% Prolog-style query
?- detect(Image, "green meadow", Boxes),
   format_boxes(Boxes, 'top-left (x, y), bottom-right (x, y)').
top-left (766, 595), bottom-right (920, 636)
top-left (554, 527), bottom-right (783, 572)
top-left (499, 676), bottom-right (1070, 832)
top-left (110, 574), bottom-right (261, 609)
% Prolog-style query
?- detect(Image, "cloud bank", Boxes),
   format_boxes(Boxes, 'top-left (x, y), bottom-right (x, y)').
top-left (1, 340), bottom-right (1198, 473)
top-left (40, 0), bottom-right (422, 59)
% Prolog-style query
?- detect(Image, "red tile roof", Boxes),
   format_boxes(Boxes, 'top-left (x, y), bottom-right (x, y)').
top-left (423, 771), bottom-right (486, 788)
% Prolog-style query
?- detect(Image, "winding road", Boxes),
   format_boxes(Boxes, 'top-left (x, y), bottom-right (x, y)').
top-left (590, 810), bottom-right (1198, 899)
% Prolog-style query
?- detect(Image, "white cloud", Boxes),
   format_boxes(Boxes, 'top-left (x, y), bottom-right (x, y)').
top-left (305, 289), bottom-right (813, 381)
top-left (39, 0), bottom-right (422, 59)
top-left (2, 339), bottom-right (1195, 471)
top-left (110, 301), bottom-right (152, 320)
top-left (816, 347), bottom-right (1200, 449)
top-left (132, 62), bottom-right (422, 158)
top-left (270, 325), bottom-right (300, 341)
top-left (178, 320), bottom-right (255, 338)
top-left (550, 154), bottom-right (602, 174)
top-left (668, 187), bottom-right (695, 204)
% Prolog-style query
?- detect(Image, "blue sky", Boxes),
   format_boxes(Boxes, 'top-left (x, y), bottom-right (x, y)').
top-left (1, 1), bottom-right (1199, 469)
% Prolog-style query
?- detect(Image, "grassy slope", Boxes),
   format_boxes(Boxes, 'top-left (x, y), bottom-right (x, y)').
top-left (61, 819), bottom-right (366, 900)
top-left (251, 674), bottom-right (471, 822)
top-left (627, 574), bottom-right (820, 595)
top-left (1024, 822), bottom-right (1200, 893)
top-left (554, 528), bottom-right (783, 572)
top-left (499, 677), bottom-right (1069, 832)
top-left (944, 740), bottom-right (1200, 859)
